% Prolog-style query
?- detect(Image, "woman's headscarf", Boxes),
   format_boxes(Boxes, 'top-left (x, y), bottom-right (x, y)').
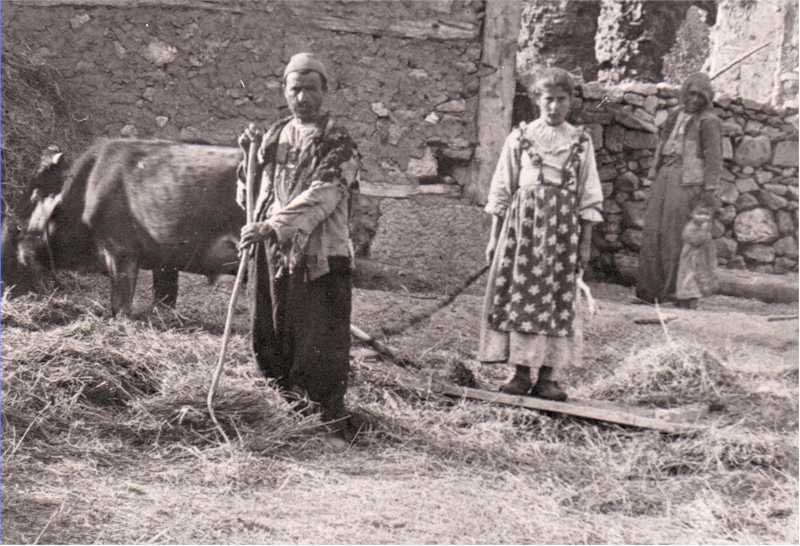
top-left (680, 72), bottom-right (714, 110)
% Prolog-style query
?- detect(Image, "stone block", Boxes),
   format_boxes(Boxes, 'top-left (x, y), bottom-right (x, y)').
top-left (435, 98), bottom-right (466, 113)
top-left (633, 190), bottom-right (647, 201)
top-left (120, 124), bottom-right (138, 137)
top-left (742, 244), bottom-right (775, 263)
top-left (601, 182), bottom-right (614, 198)
top-left (712, 219), bottom-right (725, 238)
top-left (643, 95), bottom-right (658, 115)
top-left (742, 166), bottom-right (755, 175)
top-left (756, 170), bottom-right (775, 184)
top-left (604, 199), bottom-right (622, 214)
top-left (741, 98), bottom-right (765, 112)
top-left (143, 39), bottom-right (178, 66)
top-left (758, 189), bottom-right (789, 211)
top-left (623, 82), bottom-right (659, 96)
top-left (773, 141), bottom-right (799, 167)
top-left (576, 111), bottom-right (614, 125)
top-left (788, 186), bottom-right (799, 201)
top-left (720, 167), bottom-right (735, 182)
top-left (733, 208), bottom-right (779, 243)
top-left (615, 110), bottom-right (657, 133)
top-left (623, 130), bottom-right (658, 150)
top-left (752, 264), bottom-right (776, 274)
top-left (744, 119), bottom-right (767, 136)
top-left (734, 135), bottom-right (772, 167)
top-left (617, 171), bottom-right (639, 192)
top-left (605, 125), bottom-right (624, 152)
top-left (735, 177), bottom-right (759, 193)
top-left (721, 120), bottom-right (743, 136)
top-left (715, 237), bottom-right (737, 260)
top-left (70, 13), bottom-right (91, 28)
top-left (718, 181), bottom-right (739, 205)
top-left (656, 83), bottom-right (679, 97)
top-left (735, 193), bottom-right (759, 210)
top-left (406, 147), bottom-right (437, 179)
top-left (774, 236), bottom-right (798, 258)
top-left (727, 256), bottom-right (747, 269)
top-left (586, 124), bottom-right (604, 150)
top-left (622, 201), bottom-right (645, 229)
top-left (598, 165), bottom-right (618, 182)
top-left (621, 228), bottom-right (642, 250)
top-left (655, 110), bottom-right (669, 127)
top-left (718, 204), bottom-right (737, 224)
top-left (371, 102), bottom-right (390, 117)
top-left (777, 209), bottom-right (798, 234)
top-left (722, 138), bottom-right (733, 160)
top-left (581, 82), bottom-right (606, 100)
top-left (775, 256), bottom-right (798, 273)
top-left (623, 93), bottom-right (645, 107)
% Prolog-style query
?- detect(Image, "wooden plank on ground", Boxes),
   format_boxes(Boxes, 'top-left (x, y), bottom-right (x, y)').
top-left (435, 384), bottom-right (705, 434)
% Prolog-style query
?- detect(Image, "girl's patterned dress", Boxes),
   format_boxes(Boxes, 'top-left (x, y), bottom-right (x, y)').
top-left (479, 119), bottom-right (603, 374)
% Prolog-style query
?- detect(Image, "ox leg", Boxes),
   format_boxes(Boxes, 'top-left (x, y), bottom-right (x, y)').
top-left (153, 268), bottom-right (179, 308)
top-left (102, 249), bottom-right (139, 317)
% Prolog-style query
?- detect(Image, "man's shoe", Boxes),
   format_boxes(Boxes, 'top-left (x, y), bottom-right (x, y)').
top-left (530, 379), bottom-right (568, 402)
top-left (499, 365), bottom-right (532, 395)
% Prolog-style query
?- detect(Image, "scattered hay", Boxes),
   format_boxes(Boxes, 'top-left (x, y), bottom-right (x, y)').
top-left (128, 383), bottom-right (323, 453)
top-left (2, 291), bottom-right (94, 330)
top-left (588, 340), bottom-right (742, 406)
top-left (4, 341), bottom-right (159, 446)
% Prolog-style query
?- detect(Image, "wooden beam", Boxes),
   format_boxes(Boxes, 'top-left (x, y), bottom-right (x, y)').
top-left (286, 5), bottom-right (480, 41)
top-left (8, 0), bottom-right (480, 41)
top-left (7, 0), bottom-right (244, 11)
top-left (465, 0), bottom-right (522, 204)
top-left (437, 384), bottom-right (705, 434)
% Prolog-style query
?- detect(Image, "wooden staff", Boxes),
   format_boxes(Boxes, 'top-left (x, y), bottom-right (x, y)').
top-left (207, 123), bottom-right (261, 444)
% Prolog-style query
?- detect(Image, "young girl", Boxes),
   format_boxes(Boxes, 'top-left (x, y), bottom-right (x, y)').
top-left (479, 68), bottom-right (603, 401)
top-left (674, 205), bottom-right (718, 309)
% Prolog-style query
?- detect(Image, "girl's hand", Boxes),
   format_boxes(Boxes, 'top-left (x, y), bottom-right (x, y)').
top-left (485, 237), bottom-right (498, 265)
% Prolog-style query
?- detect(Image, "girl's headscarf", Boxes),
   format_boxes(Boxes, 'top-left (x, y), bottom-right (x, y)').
top-left (680, 72), bottom-right (714, 111)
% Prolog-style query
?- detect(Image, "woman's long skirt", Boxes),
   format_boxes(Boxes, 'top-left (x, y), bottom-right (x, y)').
top-left (636, 160), bottom-right (703, 303)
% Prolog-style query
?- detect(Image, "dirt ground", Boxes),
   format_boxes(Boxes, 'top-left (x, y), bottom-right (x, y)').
top-left (3, 271), bottom-right (798, 544)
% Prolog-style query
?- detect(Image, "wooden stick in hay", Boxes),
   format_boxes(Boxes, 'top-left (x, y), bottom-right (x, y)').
top-left (207, 123), bottom-right (262, 444)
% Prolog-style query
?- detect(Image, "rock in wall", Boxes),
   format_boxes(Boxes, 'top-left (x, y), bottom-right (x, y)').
top-left (572, 81), bottom-right (799, 274)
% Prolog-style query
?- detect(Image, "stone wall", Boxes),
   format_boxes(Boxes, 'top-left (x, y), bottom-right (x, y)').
top-left (566, 82), bottom-right (800, 274)
top-left (3, 0), bottom-right (483, 211)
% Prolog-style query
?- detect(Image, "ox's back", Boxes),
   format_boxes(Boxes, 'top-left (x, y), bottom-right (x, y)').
top-left (74, 139), bottom-right (244, 275)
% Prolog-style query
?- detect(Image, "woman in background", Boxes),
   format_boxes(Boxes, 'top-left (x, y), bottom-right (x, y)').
top-left (636, 72), bottom-right (722, 308)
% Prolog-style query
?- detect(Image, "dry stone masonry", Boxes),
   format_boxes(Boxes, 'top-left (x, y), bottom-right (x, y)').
top-left (572, 82), bottom-right (799, 274)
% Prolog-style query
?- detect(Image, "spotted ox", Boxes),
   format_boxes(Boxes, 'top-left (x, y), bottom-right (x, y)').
top-left (17, 138), bottom-right (245, 316)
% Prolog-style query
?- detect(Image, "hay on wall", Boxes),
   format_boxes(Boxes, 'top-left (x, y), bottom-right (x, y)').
top-left (2, 50), bottom-right (91, 216)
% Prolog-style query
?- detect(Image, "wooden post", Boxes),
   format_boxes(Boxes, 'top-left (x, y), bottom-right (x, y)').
top-left (464, 0), bottom-right (522, 205)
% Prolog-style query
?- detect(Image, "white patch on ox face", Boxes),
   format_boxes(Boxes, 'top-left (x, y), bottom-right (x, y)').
top-left (27, 193), bottom-right (62, 233)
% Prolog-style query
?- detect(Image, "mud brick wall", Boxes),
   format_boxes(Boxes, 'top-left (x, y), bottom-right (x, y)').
top-left (573, 82), bottom-right (799, 274)
top-left (3, 1), bottom-right (483, 227)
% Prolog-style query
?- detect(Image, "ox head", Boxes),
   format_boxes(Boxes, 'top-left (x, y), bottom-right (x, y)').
top-left (15, 145), bottom-right (68, 276)
top-left (16, 145), bottom-right (98, 276)
top-left (26, 145), bottom-right (66, 208)
top-left (16, 192), bottom-right (63, 275)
